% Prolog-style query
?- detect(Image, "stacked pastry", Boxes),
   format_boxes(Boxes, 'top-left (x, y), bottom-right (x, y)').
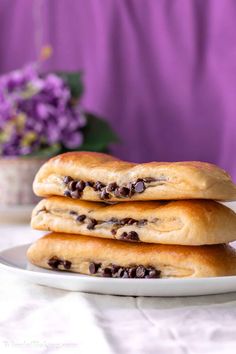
top-left (27, 152), bottom-right (236, 279)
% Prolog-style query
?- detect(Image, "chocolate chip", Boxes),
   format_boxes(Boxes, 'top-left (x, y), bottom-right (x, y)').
top-left (100, 189), bottom-right (110, 200)
top-left (111, 265), bottom-right (120, 274)
top-left (76, 180), bottom-right (85, 191)
top-left (120, 218), bottom-right (130, 225)
top-left (85, 181), bottom-right (94, 187)
top-left (63, 260), bottom-right (72, 270)
top-left (118, 187), bottom-right (130, 197)
top-left (117, 267), bottom-right (125, 278)
top-left (120, 232), bottom-right (128, 240)
top-left (127, 218), bottom-right (136, 225)
top-left (87, 218), bottom-right (97, 230)
top-left (89, 262), bottom-right (100, 274)
top-left (126, 183), bottom-right (135, 197)
top-left (127, 231), bottom-right (139, 241)
top-left (48, 257), bottom-right (60, 269)
top-left (106, 182), bottom-right (118, 192)
top-left (128, 267), bottom-right (137, 278)
top-left (63, 176), bottom-right (73, 184)
top-left (69, 210), bottom-right (77, 216)
top-left (114, 188), bottom-right (121, 197)
top-left (147, 269), bottom-right (161, 278)
top-left (134, 181), bottom-right (145, 193)
top-left (111, 229), bottom-right (117, 235)
top-left (120, 231), bottom-right (139, 242)
top-left (76, 214), bottom-right (86, 222)
top-left (101, 268), bottom-right (112, 277)
top-left (93, 181), bottom-right (105, 191)
top-left (71, 190), bottom-right (81, 199)
top-left (68, 180), bottom-right (77, 191)
top-left (64, 190), bottom-right (71, 198)
top-left (143, 177), bottom-right (156, 183)
top-left (136, 266), bottom-right (146, 278)
top-left (122, 218), bottom-right (137, 225)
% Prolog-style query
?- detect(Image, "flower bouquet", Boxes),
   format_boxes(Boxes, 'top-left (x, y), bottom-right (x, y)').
top-left (0, 64), bottom-right (117, 206)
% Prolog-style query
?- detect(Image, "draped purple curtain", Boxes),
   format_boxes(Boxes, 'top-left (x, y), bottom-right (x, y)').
top-left (0, 0), bottom-right (236, 179)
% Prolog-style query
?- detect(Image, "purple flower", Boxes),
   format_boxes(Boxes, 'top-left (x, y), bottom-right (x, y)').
top-left (0, 64), bottom-right (86, 156)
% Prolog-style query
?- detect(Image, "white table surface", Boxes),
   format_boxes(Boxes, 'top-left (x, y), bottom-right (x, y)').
top-left (1, 221), bottom-right (236, 354)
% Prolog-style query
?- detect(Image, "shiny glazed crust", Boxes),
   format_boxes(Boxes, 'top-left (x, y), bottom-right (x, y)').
top-left (33, 152), bottom-right (236, 201)
top-left (31, 197), bottom-right (236, 245)
top-left (27, 233), bottom-right (236, 278)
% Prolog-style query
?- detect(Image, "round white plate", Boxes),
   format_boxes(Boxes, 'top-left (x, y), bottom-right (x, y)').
top-left (1, 244), bottom-right (236, 297)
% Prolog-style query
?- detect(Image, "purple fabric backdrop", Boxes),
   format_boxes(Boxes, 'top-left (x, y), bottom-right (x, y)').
top-left (0, 0), bottom-right (236, 179)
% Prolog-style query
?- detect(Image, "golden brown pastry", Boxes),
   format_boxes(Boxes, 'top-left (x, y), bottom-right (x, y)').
top-left (33, 152), bottom-right (236, 201)
top-left (27, 232), bottom-right (236, 278)
top-left (31, 197), bottom-right (236, 245)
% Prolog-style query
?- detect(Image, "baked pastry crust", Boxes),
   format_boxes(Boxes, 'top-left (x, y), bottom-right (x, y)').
top-left (33, 152), bottom-right (236, 201)
top-left (31, 197), bottom-right (236, 245)
top-left (27, 232), bottom-right (236, 278)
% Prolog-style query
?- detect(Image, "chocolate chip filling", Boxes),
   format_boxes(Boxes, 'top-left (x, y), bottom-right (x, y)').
top-left (69, 210), bottom-right (78, 216)
top-left (68, 180), bottom-right (77, 191)
top-left (100, 189), bottom-right (111, 200)
top-left (76, 180), bottom-right (85, 191)
top-left (63, 260), bottom-right (72, 270)
top-left (93, 181), bottom-right (105, 191)
top-left (87, 218), bottom-right (97, 230)
top-left (134, 181), bottom-right (145, 193)
top-left (88, 262), bottom-right (161, 279)
top-left (48, 257), bottom-right (72, 270)
top-left (71, 190), bottom-right (81, 199)
top-left (63, 176), bottom-right (73, 184)
top-left (101, 268), bottom-right (112, 277)
top-left (136, 265), bottom-right (146, 278)
top-left (120, 231), bottom-right (140, 242)
top-left (64, 190), bottom-right (71, 198)
top-left (68, 212), bottom-right (149, 240)
top-left (106, 182), bottom-right (117, 192)
top-left (76, 214), bottom-right (86, 222)
top-left (63, 175), bottom-right (165, 200)
top-left (115, 187), bottom-right (130, 198)
top-left (89, 262), bottom-right (100, 274)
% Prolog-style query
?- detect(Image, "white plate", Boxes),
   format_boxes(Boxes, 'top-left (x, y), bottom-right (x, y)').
top-left (223, 201), bottom-right (236, 212)
top-left (1, 244), bottom-right (236, 297)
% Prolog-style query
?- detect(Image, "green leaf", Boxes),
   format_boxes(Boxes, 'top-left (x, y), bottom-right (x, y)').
top-left (57, 71), bottom-right (84, 99)
top-left (27, 143), bottom-right (61, 158)
top-left (76, 113), bottom-right (119, 152)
